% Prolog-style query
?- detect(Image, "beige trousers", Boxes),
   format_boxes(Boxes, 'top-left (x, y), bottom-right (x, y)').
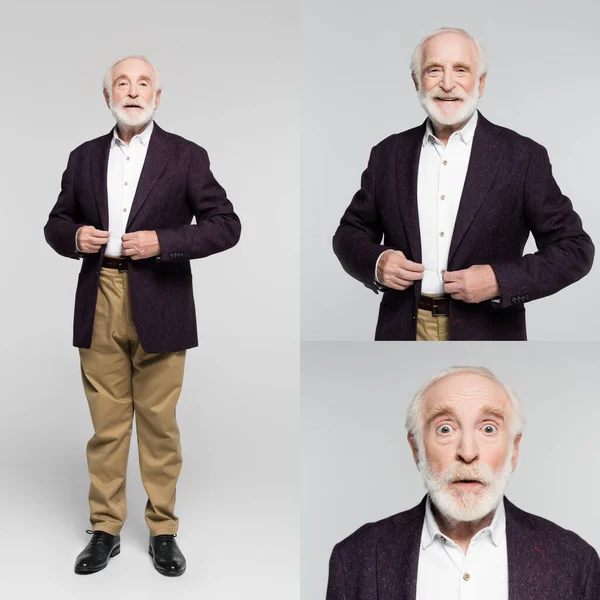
top-left (416, 307), bottom-right (450, 341)
top-left (79, 267), bottom-right (186, 536)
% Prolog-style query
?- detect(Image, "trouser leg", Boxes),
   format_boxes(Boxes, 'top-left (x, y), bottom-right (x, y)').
top-left (79, 268), bottom-right (134, 535)
top-left (120, 273), bottom-right (187, 535)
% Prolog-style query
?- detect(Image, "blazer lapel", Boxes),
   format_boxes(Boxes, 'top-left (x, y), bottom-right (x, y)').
top-left (505, 497), bottom-right (548, 599)
top-left (377, 497), bottom-right (425, 600)
top-left (395, 123), bottom-right (426, 264)
top-left (448, 111), bottom-right (506, 263)
top-left (126, 122), bottom-right (175, 229)
top-left (90, 132), bottom-right (112, 230)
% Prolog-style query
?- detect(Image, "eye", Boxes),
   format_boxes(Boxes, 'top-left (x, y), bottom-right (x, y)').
top-left (482, 424), bottom-right (497, 434)
top-left (140, 81), bottom-right (148, 86)
top-left (437, 424), bottom-right (454, 435)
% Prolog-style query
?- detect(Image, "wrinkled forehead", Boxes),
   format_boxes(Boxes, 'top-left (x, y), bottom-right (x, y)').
top-left (422, 373), bottom-right (510, 419)
top-left (110, 58), bottom-right (156, 84)
top-left (420, 32), bottom-right (479, 69)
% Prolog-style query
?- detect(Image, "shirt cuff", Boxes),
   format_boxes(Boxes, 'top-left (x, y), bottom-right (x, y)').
top-left (375, 250), bottom-right (391, 284)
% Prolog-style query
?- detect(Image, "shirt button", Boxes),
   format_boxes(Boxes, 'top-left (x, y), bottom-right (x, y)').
top-left (442, 160), bottom-right (448, 165)
top-left (126, 157), bottom-right (130, 161)
top-left (123, 208), bottom-right (127, 212)
top-left (439, 232), bottom-right (445, 237)
top-left (124, 181), bottom-right (128, 186)
top-left (440, 194), bottom-right (446, 200)
top-left (440, 536), bottom-right (446, 543)
top-left (463, 573), bottom-right (470, 581)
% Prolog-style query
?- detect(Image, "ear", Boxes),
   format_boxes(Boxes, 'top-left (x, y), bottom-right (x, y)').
top-left (511, 433), bottom-right (522, 472)
top-left (407, 432), bottom-right (420, 467)
top-left (103, 88), bottom-right (110, 109)
top-left (478, 72), bottom-right (487, 98)
top-left (411, 72), bottom-right (419, 92)
top-left (154, 88), bottom-right (162, 110)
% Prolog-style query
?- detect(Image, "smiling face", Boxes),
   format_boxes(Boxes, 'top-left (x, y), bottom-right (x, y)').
top-left (104, 57), bottom-right (161, 128)
top-left (413, 32), bottom-right (486, 127)
top-left (409, 372), bottom-right (521, 522)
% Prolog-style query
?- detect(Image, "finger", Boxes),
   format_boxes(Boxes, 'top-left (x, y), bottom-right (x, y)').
top-left (121, 248), bottom-right (136, 257)
top-left (92, 229), bottom-right (111, 238)
top-left (395, 267), bottom-right (424, 281)
top-left (384, 280), bottom-right (409, 291)
top-left (121, 241), bottom-right (133, 249)
top-left (442, 270), bottom-right (462, 283)
top-left (401, 259), bottom-right (425, 272)
top-left (121, 233), bottom-right (135, 241)
top-left (386, 276), bottom-right (413, 290)
top-left (444, 282), bottom-right (461, 294)
top-left (89, 235), bottom-right (110, 244)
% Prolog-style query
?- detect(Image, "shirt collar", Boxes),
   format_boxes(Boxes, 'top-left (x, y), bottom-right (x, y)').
top-left (111, 119), bottom-right (154, 148)
top-left (422, 110), bottom-right (478, 148)
top-left (422, 494), bottom-right (506, 550)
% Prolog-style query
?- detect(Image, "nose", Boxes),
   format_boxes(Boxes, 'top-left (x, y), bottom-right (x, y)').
top-left (456, 432), bottom-right (479, 463)
top-left (440, 69), bottom-right (455, 93)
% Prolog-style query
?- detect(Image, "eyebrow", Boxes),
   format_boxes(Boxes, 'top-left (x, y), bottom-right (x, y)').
top-left (422, 61), bottom-right (472, 71)
top-left (424, 402), bottom-right (506, 425)
top-left (113, 73), bottom-right (152, 83)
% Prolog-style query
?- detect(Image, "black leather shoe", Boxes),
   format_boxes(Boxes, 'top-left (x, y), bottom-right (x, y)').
top-left (74, 530), bottom-right (121, 574)
top-left (149, 534), bottom-right (186, 576)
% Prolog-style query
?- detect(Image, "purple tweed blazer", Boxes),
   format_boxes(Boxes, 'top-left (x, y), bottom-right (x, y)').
top-left (44, 122), bottom-right (241, 353)
top-left (332, 112), bottom-right (594, 340)
top-left (326, 496), bottom-right (600, 599)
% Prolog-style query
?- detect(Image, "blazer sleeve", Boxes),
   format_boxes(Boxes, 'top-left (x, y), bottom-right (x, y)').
top-left (155, 145), bottom-right (241, 262)
top-left (43, 150), bottom-right (86, 260)
top-left (584, 547), bottom-right (600, 600)
top-left (332, 146), bottom-right (395, 293)
top-left (489, 143), bottom-right (594, 308)
top-left (326, 545), bottom-right (347, 600)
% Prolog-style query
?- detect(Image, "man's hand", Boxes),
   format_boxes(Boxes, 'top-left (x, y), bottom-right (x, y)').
top-left (121, 230), bottom-right (161, 260)
top-left (377, 250), bottom-right (424, 291)
top-left (443, 265), bottom-right (500, 303)
top-left (77, 226), bottom-right (110, 253)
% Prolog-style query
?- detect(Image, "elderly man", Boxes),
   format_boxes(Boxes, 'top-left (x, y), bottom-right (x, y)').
top-left (333, 27), bottom-right (594, 341)
top-left (326, 366), bottom-right (600, 599)
top-left (44, 55), bottom-right (241, 576)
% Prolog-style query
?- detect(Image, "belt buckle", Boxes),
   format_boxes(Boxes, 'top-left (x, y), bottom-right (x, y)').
top-left (117, 258), bottom-right (128, 272)
top-left (432, 299), bottom-right (445, 317)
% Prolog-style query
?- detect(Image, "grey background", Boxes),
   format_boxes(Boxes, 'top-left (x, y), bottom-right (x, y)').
top-left (301, 0), bottom-right (600, 341)
top-left (0, 1), bottom-right (298, 598)
top-left (302, 342), bottom-right (600, 600)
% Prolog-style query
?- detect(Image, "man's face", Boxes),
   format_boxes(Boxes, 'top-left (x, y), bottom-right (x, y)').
top-left (409, 373), bottom-right (521, 522)
top-left (414, 32), bottom-right (486, 127)
top-left (104, 58), bottom-right (161, 128)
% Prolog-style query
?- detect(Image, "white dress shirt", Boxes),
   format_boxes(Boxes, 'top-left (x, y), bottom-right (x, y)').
top-left (375, 112), bottom-right (477, 293)
top-left (104, 120), bottom-right (154, 257)
top-left (416, 496), bottom-right (508, 600)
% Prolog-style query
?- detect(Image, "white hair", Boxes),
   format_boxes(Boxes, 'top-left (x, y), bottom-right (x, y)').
top-left (103, 55), bottom-right (162, 99)
top-left (410, 27), bottom-right (488, 80)
top-left (405, 366), bottom-right (525, 449)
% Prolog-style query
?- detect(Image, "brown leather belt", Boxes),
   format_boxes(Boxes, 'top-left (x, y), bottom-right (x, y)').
top-left (102, 256), bottom-right (129, 271)
top-left (419, 295), bottom-right (450, 317)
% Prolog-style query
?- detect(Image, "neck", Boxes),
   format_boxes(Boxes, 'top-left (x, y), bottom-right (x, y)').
top-left (430, 117), bottom-right (471, 147)
top-left (116, 120), bottom-right (151, 145)
top-left (430, 501), bottom-right (496, 554)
